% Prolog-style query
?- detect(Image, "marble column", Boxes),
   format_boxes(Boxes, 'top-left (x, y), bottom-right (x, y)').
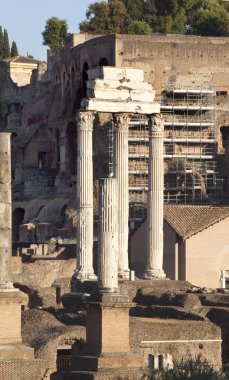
top-left (75, 111), bottom-right (96, 281)
top-left (0, 133), bottom-right (14, 290)
top-left (113, 113), bottom-right (130, 279)
top-left (143, 114), bottom-right (166, 279)
top-left (98, 178), bottom-right (118, 292)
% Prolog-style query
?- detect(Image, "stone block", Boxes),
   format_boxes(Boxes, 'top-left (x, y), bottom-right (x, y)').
top-left (36, 223), bottom-right (54, 243)
top-left (81, 294), bottom-right (133, 355)
top-left (87, 79), bottom-right (153, 91)
top-left (87, 67), bottom-right (144, 82)
top-left (0, 203), bottom-right (11, 229)
top-left (86, 88), bottom-right (156, 103)
top-left (19, 224), bottom-right (36, 243)
top-left (0, 344), bottom-right (34, 360)
top-left (0, 290), bottom-right (28, 345)
top-left (81, 98), bottom-right (160, 114)
top-left (11, 256), bottom-right (22, 275)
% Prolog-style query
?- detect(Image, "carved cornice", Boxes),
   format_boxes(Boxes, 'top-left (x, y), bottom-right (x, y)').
top-left (113, 113), bottom-right (131, 132)
top-left (76, 111), bottom-right (95, 131)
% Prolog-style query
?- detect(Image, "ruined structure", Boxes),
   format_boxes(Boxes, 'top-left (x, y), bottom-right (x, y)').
top-left (0, 34), bottom-right (228, 241)
top-left (0, 132), bottom-right (47, 380)
top-left (0, 33), bottom-right (229, 378)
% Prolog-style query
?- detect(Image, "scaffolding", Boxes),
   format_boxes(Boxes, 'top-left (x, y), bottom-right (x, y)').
top-left (127, 85), bottom-right (225, 227)
top-left (106, 88), bottom-right (224, 228)
top-left (161, 86), bottom-right (224, 204)
top-left (128, 115), bottom-right (149, 226)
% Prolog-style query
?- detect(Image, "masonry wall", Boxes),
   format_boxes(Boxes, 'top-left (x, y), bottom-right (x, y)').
top-left (185, 217), bottom-right (229, 288)
top-left (131, 318), bottom-right (222, 368)
top-left (115, 35), bottom-right (229, 93)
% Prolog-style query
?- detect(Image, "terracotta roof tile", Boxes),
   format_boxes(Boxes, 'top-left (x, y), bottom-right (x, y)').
top-left (164, 205), bottom-right (229, 240)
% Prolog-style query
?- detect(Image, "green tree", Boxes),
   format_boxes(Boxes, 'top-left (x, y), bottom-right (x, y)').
top-left (42, 17), bottom-right (68, 50)
top-left (0, 27), bottom-right (3, 59)
top-left (189, 0), bottom-right (229, 36)
top-left (79, 0), bottom-right (229, 37)
top-left (127, 20), bottom-right (152, 35)
top-left (10, 41), bottom-right (19, 57)
top-left (79, 0), bottom-right (130, 34)
top-left (3, 29), bottom-right (10, 59)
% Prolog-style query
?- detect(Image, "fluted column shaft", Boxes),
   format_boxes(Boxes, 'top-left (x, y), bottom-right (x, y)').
top-left (144, 115), bottom-right (166, 279)
top-left (113, 113), bottom-right (130, 279)
top-left (75, 112), bottom-right (96, 280)
top-left (0, 133), bottom-right (14, 290)
top-left (98, 178), bottom-right (118, 292)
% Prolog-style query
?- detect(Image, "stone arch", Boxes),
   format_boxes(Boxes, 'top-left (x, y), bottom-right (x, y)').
top-left (13, 207), bottom-right (25, 242)
top-left (70, 59), bottom-right (77, 96)
top-left (216, 112), bottom-right (229, 153)
top-left (99, 57), bottom-right (109, 66)
top-left (61, 64), bottom-right (68, 97)
top-left (56, 128), bottom-right (60, 172)
top-left (53, 64), bottom-right (61, 85)
top-left (65, 122), bottom-right (77, 175)
top-left (81, 62), bottom-right (89, 98)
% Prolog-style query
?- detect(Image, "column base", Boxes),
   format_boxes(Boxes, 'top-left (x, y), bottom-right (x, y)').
top-left (118, 269), bottom-right (130, 280)
top-left (0, 283), bottom-right (15, 291)
top-left (72, 271), bottom-right (97, 283)
top-left (141, 268), bottom-right (166, 280)
top-left (0, 289), bottom-right (28, 345)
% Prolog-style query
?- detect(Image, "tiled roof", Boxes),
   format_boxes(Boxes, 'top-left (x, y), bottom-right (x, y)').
top-left (3, 56), bottom-right (41, 64)
top-left (164, 205), bottom-right (229, 240)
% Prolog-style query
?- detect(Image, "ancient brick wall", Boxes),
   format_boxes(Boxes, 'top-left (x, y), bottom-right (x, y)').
top-left (0, 359), bottom-right (49, 380)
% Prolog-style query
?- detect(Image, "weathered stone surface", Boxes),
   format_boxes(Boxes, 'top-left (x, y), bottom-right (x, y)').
top-left (19, 223), bottom-right (36, 243)
top-left (87, 78), bottom-right (152, 91)
top-left (36, 222), bottom-right (55, 243)
top-left (98, 178), bottom-right (118, 292)
top-left (81, 98), bottom-right (160, 114)
top-left (0, 290), bottom-right (27, 345)
top-left (87, 67), bottom-right (144, 82)
top-left (75, 111), bottom-right (96, 281)
top-left (113, 114), bottom-right (130, 279)
top-left (143, 115), bottom-right (166, 279)
top-left (0, 133), bottom-right (13, 290)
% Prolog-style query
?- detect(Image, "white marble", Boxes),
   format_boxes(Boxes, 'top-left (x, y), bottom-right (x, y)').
top-left (75, 112), bottom-right (97, 281)
top-left (81, 98), bottom-right (160, 114)
top-left (143, 115), bottom-right (166, 279)
top-left (0, 133), bottom-right (14, 290)
top-left (98, 178), bottom-right (118, 292)
top-left (113, 113), bottom-right (130, 279)
top-left (87, 67), bottom-right (144, 82)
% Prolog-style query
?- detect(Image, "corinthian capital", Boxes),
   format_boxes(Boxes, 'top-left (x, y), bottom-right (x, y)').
top-left (148, 114), bottom-right (164, 133)
top-left (76, 111), bottom-right (95, 131)
top-left (113, 113), bottom-right (131, 132)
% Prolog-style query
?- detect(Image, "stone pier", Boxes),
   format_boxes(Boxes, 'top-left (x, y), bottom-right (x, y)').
top-left (143, 115), bottom-right (166, 279)
top-left (98, 178), bottom-right (118, 292)
top-left (113, 113), bottom-right (130, 279)
top-left (74, 111), bottom-right (97, 281)
top-left (0, 133), bottom-right (14, 290)
top-left (0, 132), bottom-right (33, 360)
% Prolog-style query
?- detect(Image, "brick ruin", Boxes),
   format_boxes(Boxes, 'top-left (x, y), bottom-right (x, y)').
top-left (0, 34), bottom-right (229, 379)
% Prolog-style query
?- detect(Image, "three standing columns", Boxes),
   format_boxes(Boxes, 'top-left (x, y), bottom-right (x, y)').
top-left (0, 133), bottom-right (14, 290)
top-left (75, 111), bottom-right (97, 281)
top-left (143, 115), bottom-right (166, 279)
top-left (113, 113), bottom-right (130, 279)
